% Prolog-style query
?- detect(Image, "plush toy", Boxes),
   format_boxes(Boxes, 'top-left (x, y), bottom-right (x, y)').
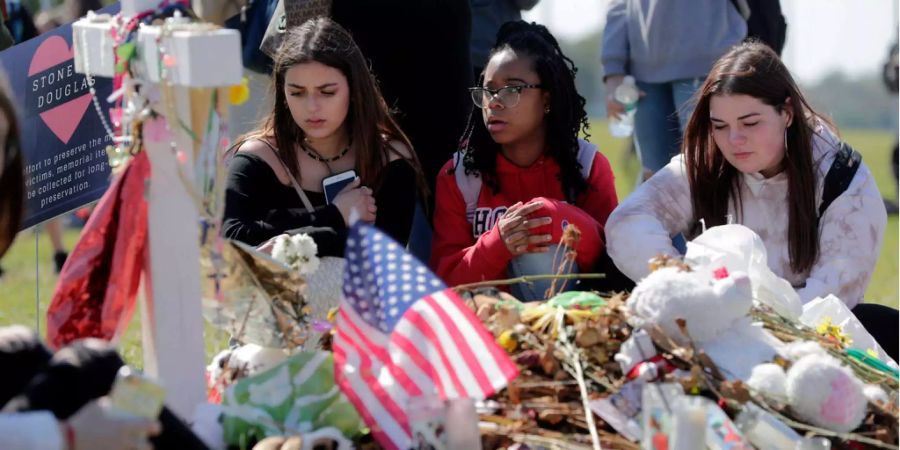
top-left (228, 344), bottom-right (288, 375)
top-left (780, 340), bottom-right (828, 361)
top-left (626, 266), bottom-right (752, 346)
top-left (614, 329), bottom-right (657, 375)
top-left (746, 351), bottom-right (869, 433)
top-left (614, 329), bottom-right (676, 382)
top-left (683, 224), bottom-right (803, 319)
top-left (746, 363), bottom-right (788, 403)
top-left (787, 354), bottom-right (868, 433)
top-left (625, 265), bottom-right (782, 380)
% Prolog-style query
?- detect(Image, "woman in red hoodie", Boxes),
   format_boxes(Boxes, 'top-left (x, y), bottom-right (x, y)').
top-left (430, 21), bottom-right (618, 300)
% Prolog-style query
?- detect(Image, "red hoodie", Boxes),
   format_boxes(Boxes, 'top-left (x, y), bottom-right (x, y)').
top-left (430, 139), bottom-right (618, 287)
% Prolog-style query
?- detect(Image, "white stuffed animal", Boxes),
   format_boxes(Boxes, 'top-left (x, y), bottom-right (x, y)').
top-left (626, 266), bottom-right (753, 346)
top-left (787, 354), bottom-right (868, 433)
top-left (683, 224), bottom-right (803, 319)
top-left (748, 352), bottom-right (868, 433)
top-left (626, 266), bottom-right (784, 380)
top-left (746, 363), bottom-right (788, 403)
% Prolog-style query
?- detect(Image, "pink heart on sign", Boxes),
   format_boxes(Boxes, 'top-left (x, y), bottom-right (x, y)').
top-left (28, 36), bottom-right (92, 144)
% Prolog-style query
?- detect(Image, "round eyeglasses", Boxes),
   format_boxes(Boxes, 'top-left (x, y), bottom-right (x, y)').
top-left (468, 84), bottom-right (543, 109)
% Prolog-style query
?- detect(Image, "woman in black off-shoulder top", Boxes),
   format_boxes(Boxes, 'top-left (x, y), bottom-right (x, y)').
top-left (223, 18), bottom-right (426, 256)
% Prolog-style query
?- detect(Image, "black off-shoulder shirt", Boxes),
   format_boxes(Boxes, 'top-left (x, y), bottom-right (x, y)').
top-left (222, 152), bottom-right (417, 256)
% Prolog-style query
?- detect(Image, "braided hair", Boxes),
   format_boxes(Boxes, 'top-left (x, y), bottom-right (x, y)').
top-left (457, 21), bottom-right (591, 202)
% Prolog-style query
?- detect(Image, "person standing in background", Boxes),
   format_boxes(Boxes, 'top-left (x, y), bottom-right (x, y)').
top-left (601, 0), bottom-right (746, 182)
top-left (470, 0), bottom-right (539, 79)
top-left (3, 0), bottom-right (36, 44)
top-left (332, 0), bottom-right (472, 208)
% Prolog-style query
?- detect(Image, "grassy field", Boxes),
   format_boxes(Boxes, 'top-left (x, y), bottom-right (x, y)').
top-left (0, 121), bottom-right (896, 366)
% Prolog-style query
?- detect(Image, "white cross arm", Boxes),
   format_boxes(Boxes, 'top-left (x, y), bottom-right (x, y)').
top-left (73, 18), bottom-right (242, 88)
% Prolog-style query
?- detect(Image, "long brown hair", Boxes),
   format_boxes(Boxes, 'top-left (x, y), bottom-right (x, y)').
top-left (683, 41), bottom-right (829, 274)
top-left (241, 17), bottom-right (424, 194)
top-left (0, 85), bottom-right (22, 258)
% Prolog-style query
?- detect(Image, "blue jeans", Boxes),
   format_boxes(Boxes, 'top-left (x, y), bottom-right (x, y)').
top-left (507, 245), bottom-right (580, 302)
top-left (634, 78), bottom-right (702, 173)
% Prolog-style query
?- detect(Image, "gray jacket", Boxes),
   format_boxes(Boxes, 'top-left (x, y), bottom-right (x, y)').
top-left (601, 0), bottom-right (747, 83)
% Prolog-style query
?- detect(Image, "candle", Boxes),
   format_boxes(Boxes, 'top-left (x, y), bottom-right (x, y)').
top-left (795, 437), bottom-right (831, 450)
top-left (670, 396), bottom-right (708, 450)
top-left (407, 397), bottom-right (483, 450)
top-left (735, 402), bottom-right (802, 450)
top-left (445, 398), bottom-right (482, 450)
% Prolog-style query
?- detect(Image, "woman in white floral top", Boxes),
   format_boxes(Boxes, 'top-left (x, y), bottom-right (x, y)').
top-left (605, 41), bottom-right (897, 360)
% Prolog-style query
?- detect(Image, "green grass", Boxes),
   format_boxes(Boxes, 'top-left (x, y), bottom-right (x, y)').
top-left (0, 122), bottom-right (896, 366)
top-left (0, 227), bottom-right (230, 366)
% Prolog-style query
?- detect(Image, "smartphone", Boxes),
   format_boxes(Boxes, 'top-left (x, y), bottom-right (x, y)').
top-left (322, 170), bottom-right (357, 205)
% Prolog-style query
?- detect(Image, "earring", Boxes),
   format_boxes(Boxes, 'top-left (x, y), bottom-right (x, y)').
top-left (784, 128), bottom-right (789, 155)
top-left (544, 106), bottom-right (550, 114)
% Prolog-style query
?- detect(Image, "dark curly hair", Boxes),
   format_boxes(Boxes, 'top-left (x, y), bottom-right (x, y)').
top-left (456, 21), bottom-right (591, 202)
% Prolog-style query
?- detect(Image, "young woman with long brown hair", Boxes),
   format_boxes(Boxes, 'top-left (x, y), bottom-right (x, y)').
top-left (605, 41), bottom-right (896, 359)
top-left (223, 18), bottom-right (425, 254)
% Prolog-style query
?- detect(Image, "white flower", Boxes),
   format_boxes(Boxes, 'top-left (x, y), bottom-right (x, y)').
top-left (290, 234), bottom-right (320, 275)
top-left (272, 233), bottom-right (320, 275)
top-left (271, 234), bottom-right (292, 263)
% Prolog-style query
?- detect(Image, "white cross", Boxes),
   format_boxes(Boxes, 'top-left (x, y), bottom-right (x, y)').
top-left (73, 0), bottom-right (242, 418)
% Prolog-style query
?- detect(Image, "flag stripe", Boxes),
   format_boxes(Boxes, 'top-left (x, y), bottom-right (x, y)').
top-left (421, 295), bottom-right (494, 395)
top-left (395, 315), bottom-right (461, 398)
top-left (389, 331), bottom-right (445, 398)
top-left (402, 306), bottom-right (468, 396)
top-left (338, 308), bottom-right (424, 397)
top-left (413, 300), bottom-right (483, 396)
top-left (431, 290), bottom-right (520, 390)
top-left (334, 320), bottom-right (411, 422)
top-left (333, 345), bottom-right (409, 450)
top-left (333, 330), bottom-right (411, 442)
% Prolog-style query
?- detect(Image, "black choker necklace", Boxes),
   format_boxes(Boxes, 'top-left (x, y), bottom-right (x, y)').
top-left (300, 140), bottom-right (351, 163)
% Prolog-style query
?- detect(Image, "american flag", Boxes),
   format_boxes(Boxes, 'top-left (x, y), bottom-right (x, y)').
top-left (333, 223), bottom-right (519, 450)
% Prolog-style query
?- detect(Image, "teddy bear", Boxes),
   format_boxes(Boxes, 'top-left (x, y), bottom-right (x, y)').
top-left (682, 224), bottom-right (803, 319)
top-left (626, 266), bottom-right (752, 345)
top-left (624, 265), bottom-right (783, 380)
